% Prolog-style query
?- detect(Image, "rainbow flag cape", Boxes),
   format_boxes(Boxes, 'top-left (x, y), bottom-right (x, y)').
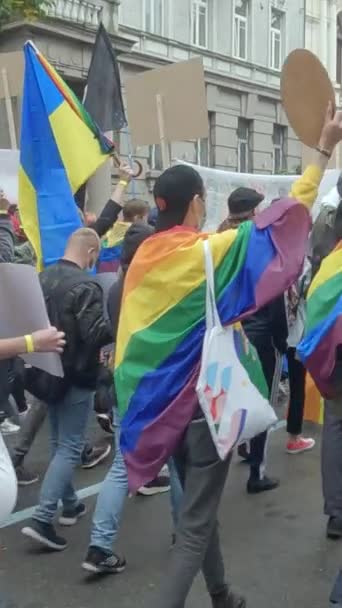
top-left (115, 198), bottom-right (311, 490)
top-left (19, 42), bottom-right (113, 269)
top-left (298, 242), bottom-right (342, 398)
top-left (98, 221), bottom-right (131, 273)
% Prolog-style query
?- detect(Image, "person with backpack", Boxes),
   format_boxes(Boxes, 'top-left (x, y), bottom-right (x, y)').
top-left (21, 227), bottom-right (112, 551)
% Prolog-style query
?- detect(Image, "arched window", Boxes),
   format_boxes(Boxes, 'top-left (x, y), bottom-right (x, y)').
top-left (337, 11), bottom-right (342, 84)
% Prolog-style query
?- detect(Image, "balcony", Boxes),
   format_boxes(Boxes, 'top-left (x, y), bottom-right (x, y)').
top-left (45, 0), bottom-right (103, 28)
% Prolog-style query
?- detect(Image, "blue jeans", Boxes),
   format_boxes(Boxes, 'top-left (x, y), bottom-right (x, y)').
top-left (34, 386), bottom-right (92, 524)
top-left (90, 408), bottom-right (183, 553)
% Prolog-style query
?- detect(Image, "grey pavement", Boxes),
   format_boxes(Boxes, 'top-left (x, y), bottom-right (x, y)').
top-left (0, 421), bottom-right (340, 608)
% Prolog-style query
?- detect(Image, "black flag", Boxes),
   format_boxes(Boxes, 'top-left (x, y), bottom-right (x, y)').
top-left (84, 23), bottom-right (127, 132)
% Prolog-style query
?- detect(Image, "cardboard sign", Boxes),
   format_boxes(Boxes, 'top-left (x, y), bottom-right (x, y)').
top-left (0, 52), bottom-right (24, 99)
top-left (281, 49), bottom-right (335, 148)
top-left (0, 148), bottom-right (19, 205)
top-left (125, 57), bottom-right (209, 147)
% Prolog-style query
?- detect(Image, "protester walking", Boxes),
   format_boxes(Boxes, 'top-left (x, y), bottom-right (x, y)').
top-left (22, 228), bottom-right (112, 551)
top-left (82, 222), bottom-right (181, 575)
top-left (114, 105), bottom-right (342, 608)
top-left (219, 189), bottom-right (287, 494)
top-left (285, 262), bottom-right (315, 455)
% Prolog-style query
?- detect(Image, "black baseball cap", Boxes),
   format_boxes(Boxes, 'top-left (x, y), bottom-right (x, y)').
top-left (228, 187), bottom-right (264, 216)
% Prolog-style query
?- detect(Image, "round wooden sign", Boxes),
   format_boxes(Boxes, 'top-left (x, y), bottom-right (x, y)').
top-left (281, 49), bottom-right (335, 148)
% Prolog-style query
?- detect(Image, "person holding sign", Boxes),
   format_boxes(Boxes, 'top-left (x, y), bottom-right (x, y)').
top-left (114, 104), bottom-right (342, 608)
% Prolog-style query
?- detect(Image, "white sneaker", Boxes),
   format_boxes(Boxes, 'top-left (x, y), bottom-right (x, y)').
top-left (0, 419), bottom-right (20, 434)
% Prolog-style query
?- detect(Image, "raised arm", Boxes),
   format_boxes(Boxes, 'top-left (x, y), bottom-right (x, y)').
top-left (290, 103), bottom-right (342, 208)
top-left (92, 162), bottom-right (134, 237)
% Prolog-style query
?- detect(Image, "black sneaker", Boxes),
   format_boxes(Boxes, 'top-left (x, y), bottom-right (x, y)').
top-left (327, 516), bottom-right (342, 539)
top-left (137, 476), bottom-right (170, 496)
top-left (81, 443), bottom-right (111, 469)
top-left (247, 475), bottom-right (279, 495)
top-left (58, 502), bottom-right (87, 526)
top-left (96, 413), bottom-right (115, 435)
top-left (211, 590), bottom-right (246, 608)
top-left (82, 546), bottom-right (126, 575)
top-left (237, 444), bottom-right (252, 464)
top-left (22, 519), bottom-right (67, 551)
top-left (15, 465), bottom-right (39, 486)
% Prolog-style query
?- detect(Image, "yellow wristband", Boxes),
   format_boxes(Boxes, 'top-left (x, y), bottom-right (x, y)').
top-left (119, 180), bottom-right (128, 187)
top-left (24, 334), bottom-right (35, 353)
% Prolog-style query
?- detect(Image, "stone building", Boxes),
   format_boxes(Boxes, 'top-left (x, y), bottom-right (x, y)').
top-left (305, 0), bottom-right (342, 167)
top-left (0, 0), bottom-right (305, 206)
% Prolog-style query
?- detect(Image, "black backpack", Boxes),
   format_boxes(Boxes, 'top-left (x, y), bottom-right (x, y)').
top-left (25, 271), bottom-right (94, 404)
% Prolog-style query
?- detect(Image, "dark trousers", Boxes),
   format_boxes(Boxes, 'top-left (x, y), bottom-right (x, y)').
top-left (322, 399), bottom-right (342, 520)
top-left (286, 347), bottom-right (306, 436)
top-left (249, 343), bottom-right (276, 480)
top-left (154, 418), bottom-right (231, 608)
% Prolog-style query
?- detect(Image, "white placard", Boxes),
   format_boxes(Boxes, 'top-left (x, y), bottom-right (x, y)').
top-left (0, 148), bottom-right (19, 205)
top-left (178, 162), bottom-right (341, 231)
top-left (0, 263), bottom-right (63, 377)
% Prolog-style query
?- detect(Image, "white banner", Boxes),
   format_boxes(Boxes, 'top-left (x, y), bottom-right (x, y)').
top-left (179, 162), bottom-right (341, 231)
top-left (0, 148), bottom-right (19, 205)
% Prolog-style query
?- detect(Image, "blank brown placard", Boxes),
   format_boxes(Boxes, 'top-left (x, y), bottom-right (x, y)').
top-left (0, 52), bottom-right (24, 99)
top-left (125, 57), bottom-right (209, 147)
top-left (281, 49), bottom-right (335, 148)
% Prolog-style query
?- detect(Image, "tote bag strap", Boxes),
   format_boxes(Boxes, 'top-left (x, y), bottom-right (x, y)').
top-left (203, 239), bottom-right (222, 331)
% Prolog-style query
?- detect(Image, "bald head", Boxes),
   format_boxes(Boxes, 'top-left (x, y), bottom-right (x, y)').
top-left (64, 227), bottom-right (101, 270)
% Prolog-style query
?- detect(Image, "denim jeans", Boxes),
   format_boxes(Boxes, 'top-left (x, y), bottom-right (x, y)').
top-left (90, 408), bottom-right (182, 553)
top-left (33, 386), bottom-right (93, 524)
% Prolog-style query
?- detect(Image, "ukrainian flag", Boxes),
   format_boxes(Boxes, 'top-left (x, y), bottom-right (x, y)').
top-left (19, 41), bottom-right (113, 269)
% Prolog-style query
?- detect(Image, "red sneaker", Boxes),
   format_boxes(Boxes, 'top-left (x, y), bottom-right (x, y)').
top-left (286, 437), bottom-right (315, 454)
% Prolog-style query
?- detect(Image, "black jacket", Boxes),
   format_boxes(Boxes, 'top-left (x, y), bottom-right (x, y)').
top-left (242, 296), bottom-right (288, 354)
top-left (40, 260), bottom-right (112, 389)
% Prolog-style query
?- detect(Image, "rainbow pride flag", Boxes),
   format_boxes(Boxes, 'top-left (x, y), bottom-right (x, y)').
top-left (115, 197), bottom-right (312, 490)
top-left (298, 242), bottom-right (342, 398)
top-left (19, 42), bottom-right (113, 269)
top-left (98, 221), bottom-right (131, 273)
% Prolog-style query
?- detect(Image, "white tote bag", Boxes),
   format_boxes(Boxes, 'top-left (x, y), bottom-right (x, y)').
top-left (196, 240), bottom-right (277, 460)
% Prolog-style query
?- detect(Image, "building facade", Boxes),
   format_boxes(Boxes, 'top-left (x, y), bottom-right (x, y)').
top-left (0, 0), bottom-right (305, 207)
top-left (305, 0), bottom-right (342, 167)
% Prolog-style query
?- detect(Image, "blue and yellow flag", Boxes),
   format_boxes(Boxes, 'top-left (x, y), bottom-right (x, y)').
top-left (19, 41), bottom-right (113, 269)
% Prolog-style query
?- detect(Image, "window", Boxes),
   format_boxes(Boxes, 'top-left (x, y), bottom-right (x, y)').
top-left (337, 12), bottom-right (342, 84)
top-left (195, 138), bottom-right (209, 166)
top-left (270, 8), bottom-right (283, 71)
top-left (192, 0), bottom-right (208, 48)
top-left (148, 143), bottom-right (171, 170)
top-left (237, 118), bottom-right (252, 173)
top-left (144, 0), bottom-right (163, 36)
top-left (234, 0), bottom-right (249, 60)
top-left (195, 112), bottom-right (215, 166)
top-left (273, 125), bottom-right (287, 173)
top-left (149, 144), bottom-right (163, 171)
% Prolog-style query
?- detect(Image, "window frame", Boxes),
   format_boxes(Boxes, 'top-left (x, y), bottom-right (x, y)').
top-left (191, 0), bottom-right (208, 49)
top-left (143, 0), bottom-right (164, 36)
top-left (273, 124), bottom-right (287, 174)
top-left (237, 118), bottom-right (252, 174)
top-left (233, 0), bottom-right (249, 61)
top-left (270, 7), bottom-right (283, 71)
